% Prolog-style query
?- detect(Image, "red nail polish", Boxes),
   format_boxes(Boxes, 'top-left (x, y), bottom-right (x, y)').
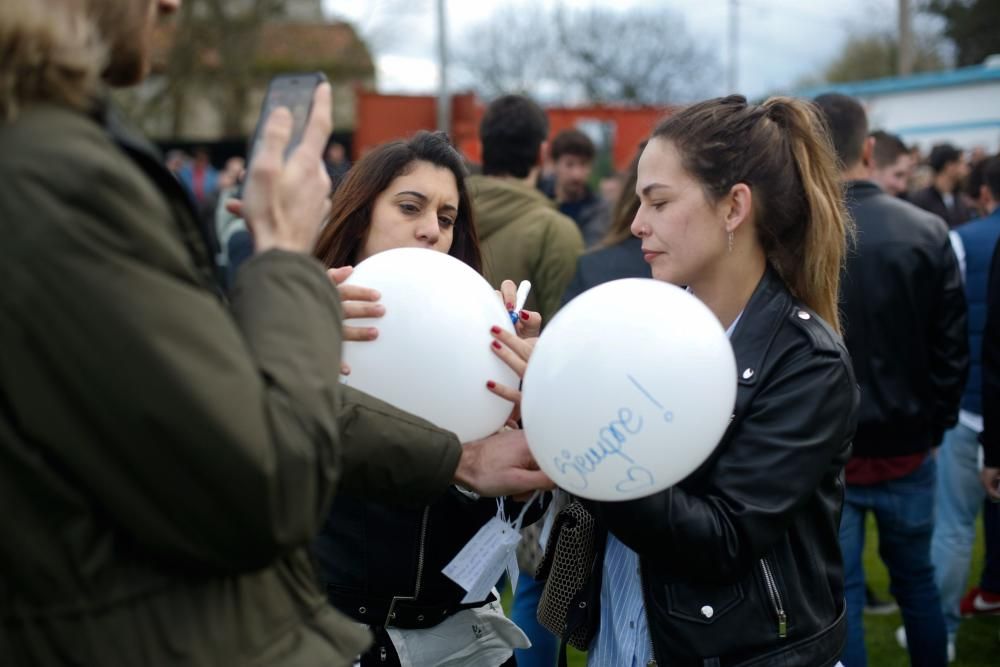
top-left (487, 380), bottom-right (496, 389)
top-left (520, 310), bottom-right (530, 321)
top-left (490, 325), bottom-right (501, 334)
top-left (506, 302), bottom-right (514, 310)
top-left (492, 341), bottom-right (502, 350)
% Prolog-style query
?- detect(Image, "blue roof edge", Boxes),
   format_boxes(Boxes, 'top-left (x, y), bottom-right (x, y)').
top-left (795, 63), bottom-right (1000, 98)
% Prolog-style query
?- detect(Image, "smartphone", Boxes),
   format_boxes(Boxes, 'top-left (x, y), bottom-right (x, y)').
top-left (238, 72), bottom-right (327, 196)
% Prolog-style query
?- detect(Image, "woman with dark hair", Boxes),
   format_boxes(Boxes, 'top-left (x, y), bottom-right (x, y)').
top-left (315, 131), bottom-right (482, 272)
top-left (313, 131), bottom-right (536, 667)
top-left (489, 96), bottom-right (860, 666)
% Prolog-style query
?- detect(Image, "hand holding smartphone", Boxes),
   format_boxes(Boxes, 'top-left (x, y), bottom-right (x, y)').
top-left (238, 74), bottom-right (333, 254)
top-left (238, 72), bottom-right (328, 198)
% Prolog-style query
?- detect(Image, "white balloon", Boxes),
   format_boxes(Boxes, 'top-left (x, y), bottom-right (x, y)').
top-left (521, 279), bottom-right (737, 501)
top-left (341, 248), bottom-right (519, 442)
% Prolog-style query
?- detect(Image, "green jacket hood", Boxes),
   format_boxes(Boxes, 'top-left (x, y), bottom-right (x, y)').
top-left (468, 175), bottom-right (557, 239)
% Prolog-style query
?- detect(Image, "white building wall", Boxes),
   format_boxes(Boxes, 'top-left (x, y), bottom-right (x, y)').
top-left (858, 82), bottom-right (1000, 152)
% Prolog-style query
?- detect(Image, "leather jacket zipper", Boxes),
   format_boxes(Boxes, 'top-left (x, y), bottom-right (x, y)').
top-left (759, 557), bottom-right (788, 638)
top-left (385, 506), bottom-right (431, 627)
top-left (413, 506), bottom-right (430, 598)
top-left (638, 555), bottom-right (660, 667)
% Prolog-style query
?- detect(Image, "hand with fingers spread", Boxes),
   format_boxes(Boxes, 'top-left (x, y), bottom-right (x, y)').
top-left (239, 83), bottom-right (333, 254)
top-left (325, 266), bottom-right (383, 375)
top-left (486, 323), bottom-right (538, 423)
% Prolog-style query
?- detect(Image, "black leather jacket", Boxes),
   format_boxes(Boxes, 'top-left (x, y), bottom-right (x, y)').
top-left (842, 181), bottom-right (968, 457)
top-left (575, 268), bottom-right (859, 667)
top-left (315, 487), bottom-right (545, 629)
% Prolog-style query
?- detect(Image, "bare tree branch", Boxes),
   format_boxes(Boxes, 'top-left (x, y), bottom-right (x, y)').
top-left (454, 5), bottom-right (718, 104)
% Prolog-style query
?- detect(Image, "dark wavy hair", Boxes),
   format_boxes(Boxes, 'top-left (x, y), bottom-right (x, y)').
top-left (314, 131), bottom-right (482, 272)
top-left (479, 94), bottom-right (548, 179)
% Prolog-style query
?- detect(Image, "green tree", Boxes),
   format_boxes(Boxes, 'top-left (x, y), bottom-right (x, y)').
top-left (822, 32), bottom-right (945, 83)
top-left (924, 0), bottom-right (1000, 67)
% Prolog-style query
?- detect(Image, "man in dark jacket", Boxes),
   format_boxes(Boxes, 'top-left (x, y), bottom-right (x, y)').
top-left (911, 143), bottom-right (975, 227)
top-left (0, 2), bottom-right (549, 666)
top-left (539, 128), bottom-right (611, 247)
top-left (815, 93), bottom-right (969, 667)
top-left (869, 130), bottom-right (914, 198)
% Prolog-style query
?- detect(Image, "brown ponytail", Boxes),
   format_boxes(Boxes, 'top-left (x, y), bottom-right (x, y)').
top-left (651, 95), bottom-right (853, 333)
top-left (762, 98), bottom-right (853, 333)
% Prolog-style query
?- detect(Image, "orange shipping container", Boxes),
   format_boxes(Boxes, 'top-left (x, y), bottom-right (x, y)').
top-left (353, 90), bottom-right (671, 173)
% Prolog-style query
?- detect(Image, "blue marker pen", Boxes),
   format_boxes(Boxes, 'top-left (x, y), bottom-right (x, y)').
top-left (509, 280), bottom-right (532, 324)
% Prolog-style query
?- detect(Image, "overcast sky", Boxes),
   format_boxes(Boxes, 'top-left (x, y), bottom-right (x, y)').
top-left (321, 0), bottom-right (937, 101)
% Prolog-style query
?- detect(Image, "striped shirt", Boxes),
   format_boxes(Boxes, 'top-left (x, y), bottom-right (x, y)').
top-left (588, 533), bottom-right (654, 666)
top-left (587, 311), bottom-right (742, 667)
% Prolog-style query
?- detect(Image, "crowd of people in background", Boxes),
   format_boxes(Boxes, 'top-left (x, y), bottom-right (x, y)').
top-left (3, 1), bottom-right (1000, 667)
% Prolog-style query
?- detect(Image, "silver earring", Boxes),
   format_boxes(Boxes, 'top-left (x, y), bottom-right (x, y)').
top-left (727, 231), bottom-right (734, 253)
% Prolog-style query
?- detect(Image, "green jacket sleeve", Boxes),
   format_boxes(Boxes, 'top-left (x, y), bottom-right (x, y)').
top-left (336, 386), bottom-right (461, 505)
top-left (533, 212), bottom-right (584, 322)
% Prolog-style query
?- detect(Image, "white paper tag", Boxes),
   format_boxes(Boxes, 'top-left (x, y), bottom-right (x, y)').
top-left (442, 516), bottom-right (521, 603)
top-left (506, 545), bottom-right (520, 595)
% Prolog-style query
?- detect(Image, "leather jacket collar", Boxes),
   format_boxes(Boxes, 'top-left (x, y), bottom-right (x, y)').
top-left (729, 266), bottom-right (789, 394)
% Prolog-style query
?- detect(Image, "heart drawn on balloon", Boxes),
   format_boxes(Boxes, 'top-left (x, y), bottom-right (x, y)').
top-left (615, 465), bottom-right (655, 494)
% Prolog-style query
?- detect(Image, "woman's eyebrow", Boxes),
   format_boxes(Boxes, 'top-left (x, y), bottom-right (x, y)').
top-left (641, 183), bottom-right (671, 197)
top-left (395, 190), bottom-right (428, 201)
top-left (396, 191), bottom-right (457, 214)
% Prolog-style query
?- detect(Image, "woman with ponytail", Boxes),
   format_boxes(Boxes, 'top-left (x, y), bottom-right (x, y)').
top-left (489, 95), bottom-right (860, 666)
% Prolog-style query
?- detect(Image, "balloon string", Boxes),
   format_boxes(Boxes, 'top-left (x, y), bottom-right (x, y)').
top-left (495, 491), bottom-right (541, 532)
top-left (512, 491), bottom-right (541, 531)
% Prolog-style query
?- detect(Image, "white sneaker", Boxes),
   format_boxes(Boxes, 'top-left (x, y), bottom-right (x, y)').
top-left (894, 626), bottom-right (955, 663)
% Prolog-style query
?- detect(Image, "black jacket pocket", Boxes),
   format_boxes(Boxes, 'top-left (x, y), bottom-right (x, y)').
top-left (665, 581), bottom-right (744, 624)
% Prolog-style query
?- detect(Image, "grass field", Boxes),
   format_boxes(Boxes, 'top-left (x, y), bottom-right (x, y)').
top-left (856, 514), bottom-right (997, 667)
top-left (505, 514), bottom-right (999, 666)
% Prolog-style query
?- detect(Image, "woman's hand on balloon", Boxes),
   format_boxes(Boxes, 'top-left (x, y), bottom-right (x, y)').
top-left (515, 309), bottom-right (541, 338)
top-left (326, 266), bottom-right (384, 339)
top-left (489, 324), bottom-right (536, 378)
top-left (326, 266), bottom-right (384, 375)
top-left (486, 324), bottom-right (538, 422)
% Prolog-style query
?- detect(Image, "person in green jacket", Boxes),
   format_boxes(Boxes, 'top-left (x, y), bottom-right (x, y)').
top-left (470, 95), bottom-right (585, 325)
top-left (0, 2), bottom-right (550, 666)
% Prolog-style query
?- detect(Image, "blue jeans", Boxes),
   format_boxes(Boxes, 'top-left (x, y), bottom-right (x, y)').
top-left (931, 423), bottom-right (985, 637)
top-left (840, 456), bottom-right (947, 667)
top-left (512, 571), bottom-right (557, 667)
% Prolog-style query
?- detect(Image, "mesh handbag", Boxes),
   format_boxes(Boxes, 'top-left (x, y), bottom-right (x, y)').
top-left (534, 499), bottom-right (599, 651)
